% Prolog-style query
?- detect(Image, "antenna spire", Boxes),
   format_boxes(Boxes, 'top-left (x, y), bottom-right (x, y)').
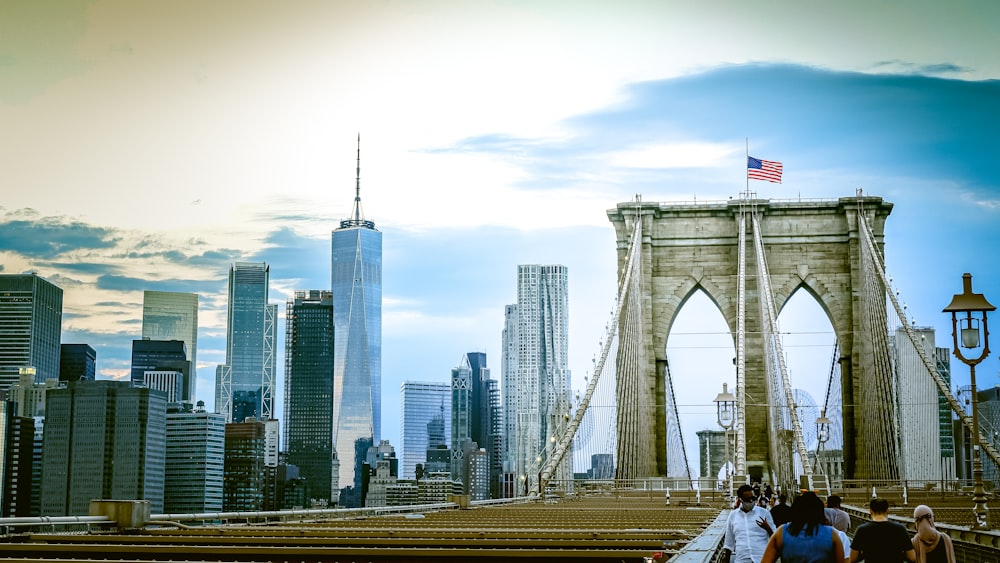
top-left (353, 133), bottom-right (362, 222)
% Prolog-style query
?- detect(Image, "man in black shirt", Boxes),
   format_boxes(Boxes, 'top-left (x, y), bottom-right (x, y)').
top-left (850, 497), bottom-right (916, 562)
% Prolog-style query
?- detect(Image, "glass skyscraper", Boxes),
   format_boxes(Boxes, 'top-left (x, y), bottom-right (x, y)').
top-left (400, 381), bottom-right (451, 480)
top-left (142, 291), bottom-right (199, 403)
top-left (218, 262), bottom-right (276, 423)
top-left (284, 290), bottom-right (335, 506)
top-left (503, 265), bottom-right (571, 492)
top-left (0, 274), bottom-right (63, 388)
top-left (331, 139), bottom-right (381, 506)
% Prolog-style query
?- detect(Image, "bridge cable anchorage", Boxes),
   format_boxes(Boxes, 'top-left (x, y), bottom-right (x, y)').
top-left (538, 206), bottom-right (645, 491)
top-left (858, 211), bottom-right (1000, 470)
top-left (750, 212), bottom-right (813, 488)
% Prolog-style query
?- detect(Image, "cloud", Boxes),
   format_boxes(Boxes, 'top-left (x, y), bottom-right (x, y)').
top-left (0, 213), bottom-right (120, 259)
top-left (95, 274), bottom-right (216, 295)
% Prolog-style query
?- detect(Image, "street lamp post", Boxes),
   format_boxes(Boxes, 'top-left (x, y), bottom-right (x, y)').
top-left (816, 411), bottom-right (831, 481)
top-left (714, 382), bottom-right (737, 500)
top-left (943, 272), bottom-right (995, 530)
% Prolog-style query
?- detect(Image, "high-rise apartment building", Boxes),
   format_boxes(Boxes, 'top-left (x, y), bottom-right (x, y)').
top-left (331, 140), bottom-right (381, 506)
top-left (164, 402), bottom-right (225, 513)
top-left (284, 290), bottom-right (335, 505)
top-left (142, 291), bottom-right (199, 403)
top-left (59, 344), bottom-right (95, 382)
top-left (217, 263), bottom-right (276, 423)
top-left (40, 381), bottom-right (167, 515)
top-left (502, 265), bottom-right (571, 493)
top-left (400, 381), bottom-right (450, 480)
top-left (0, 274), bottom-right (63, 387)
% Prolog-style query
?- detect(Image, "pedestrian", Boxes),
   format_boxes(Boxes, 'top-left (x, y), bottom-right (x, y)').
top-left (761, 490), bottom-right (844, 563)
top-left (723, 484), bottom-right (776, 563)
top-left (849, 497), bottom-right (915, 562)
top-left (770, 493), bottom-right (792, 526)
top-left (911, 505), bottom-right (955, 563)
top-left (825, 508), bottom-right (850, 561)
top-left (826, 494), bottom-right (851, 532)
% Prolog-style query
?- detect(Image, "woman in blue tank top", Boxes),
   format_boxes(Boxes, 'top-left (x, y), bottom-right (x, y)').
top-left (761, 491), bottom-right (845, 563)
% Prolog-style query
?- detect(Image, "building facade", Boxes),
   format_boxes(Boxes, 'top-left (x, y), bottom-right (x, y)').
top-left (331, 152), bottom-right (381, 506)
top-left (40, 381), bottom-right (167, 515)
top-left (223, 419), bottom-right (266, 511)
top-left (218, 262), bottom-right (276, 424)
top-left (1, 400), bottom-right (35, 517)
top-left (284, 290), bottom-right (335, 506)
top-left (503, 265), bottom-right (571, 493)
top-left (893, 327), bottom-right (951, 482)
top-left (59, 344), bottom-right (96, 382)
top-left (450, 353), bottom-right (500, 496)
top-left (0, 274), bottom-right (63, 388)
top-left (164, 403), bottom-right (225, 513)
top-left (131, 339), bottom-right (189, 405)
top-left (400, 381), bottom-right (450, 480)
top-left (142, 291), bottom-right (199, 403)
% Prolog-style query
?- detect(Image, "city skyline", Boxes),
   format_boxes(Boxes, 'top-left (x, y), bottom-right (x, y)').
top-left (2, 1), bottom-right (999, 462)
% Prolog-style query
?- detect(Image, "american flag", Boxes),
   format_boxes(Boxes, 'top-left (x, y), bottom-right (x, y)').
top-left (747, 156), bottom-right (783, 183)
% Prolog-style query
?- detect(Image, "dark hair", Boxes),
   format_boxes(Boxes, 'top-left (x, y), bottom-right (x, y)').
top-left (870, 497), bottom-right (889, 514)
top-left (778, 493), bottom-right (787, 503)
top-left (827, 495), bottom-right (842, 508)
top-left (737, 484), bottom-right (754, 498)
top-left (788, 491), bottom-right (826, 536)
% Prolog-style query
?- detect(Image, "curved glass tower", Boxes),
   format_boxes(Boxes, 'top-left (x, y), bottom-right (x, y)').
top-left (331, 136), bottom-right (381, 506)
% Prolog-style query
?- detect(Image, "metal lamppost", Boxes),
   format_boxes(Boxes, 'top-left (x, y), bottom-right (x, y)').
top-left (816, 411), bottom-right (831, 479)
top-left (714, 382), bottom-right (737, 499)
top-left (943, 272), bottom-right (995, 530)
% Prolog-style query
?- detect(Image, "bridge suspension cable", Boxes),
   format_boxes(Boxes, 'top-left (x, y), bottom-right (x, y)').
top-left (539, 207), bottom-right (646, 489)
top-left (747, 208), bottom-right (813, 487)
top-left (856, 207), bottom-right (1000, 471)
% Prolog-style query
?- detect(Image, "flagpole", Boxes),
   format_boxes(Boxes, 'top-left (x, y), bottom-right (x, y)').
top-left (745, 138), bottom-right (749, 194)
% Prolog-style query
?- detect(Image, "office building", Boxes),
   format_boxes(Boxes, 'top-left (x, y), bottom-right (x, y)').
top-left (224, 419), bottom-right (266, 511)
top-left (217, 262), bottom-right (276, 424)
top-left (450, 352), bottom-right (500, 496)
top-left (130, 339), bottom-right (189, 405)
top-left (502, 265), bottom-right (571, 492)
top-left (284, 290), bottom-right (335, 506)
top-left (363, 440), bottom-right (397, 507)
top-left (0, 274), bottom-right (63, 387)
top-left (142, 291), bottom-right (199, 403)
top-left (1, 400), bottom-right (35, 516)
top-left (934, 347), bottom-right (956, 480)
top-left (40, 381), bottom-right (167, 515)
top-left (59, 344), bottom-right (95, 382)
top-left (8, 372), bottom-right (59, 418)
top-left (164, 402), bottom-right (225, 513)
top-left (400, 381), bottom-right (450, 480)
top-left (331, 141), bottom-right (382, 506)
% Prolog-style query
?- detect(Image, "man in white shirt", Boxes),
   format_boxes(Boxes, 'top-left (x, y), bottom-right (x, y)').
top-left (723, 484), bottom-right (775, 563)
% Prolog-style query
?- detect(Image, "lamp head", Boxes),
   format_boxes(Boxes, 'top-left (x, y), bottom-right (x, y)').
top-left (943, 273), bottom-right (995, 314)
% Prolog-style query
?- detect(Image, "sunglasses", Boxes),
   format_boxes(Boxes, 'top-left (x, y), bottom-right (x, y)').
top-left (915, 514), bottom-right (933, 523)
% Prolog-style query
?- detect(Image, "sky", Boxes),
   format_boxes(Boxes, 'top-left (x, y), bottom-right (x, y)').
top-left (2, 0), bottom-right (999, 473)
